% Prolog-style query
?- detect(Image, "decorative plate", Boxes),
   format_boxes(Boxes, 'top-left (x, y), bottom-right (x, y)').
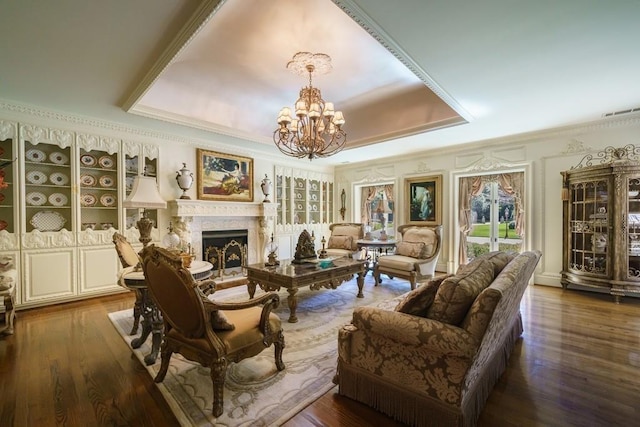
top-left (100, 222), bottom-right (114, 230)
top-left (26, 192), bottom-right (47, 206)
top-left (99, 175), bottom-right (115, 187)
top-left (98, 156), bottom-right (115, 169)
top-left (125, 157), bottom-right (138, 173)
top-left (30, 210), bottom-right (66, 232)
top-left (100, 193), bottom-right (116, 207)
top-left (126, 214), bottom-right (137, 229)
top-left (126, 176), bottom-right (134, 192)
top-left (81, 193), bottom-right (97, 207)
top-left (80, 174), bottom-right (96, 187)
top-left (26, 170), bottom-right (47, 185)
top-left (80, 154), bottom-right (97, 167)
top-left (49, 151), bottom-right (68, 165)
top-left (48, 193), bottom-right (68, 207)
top-left (49, 172), bottom-right (69, 186)
top-left (25, 148), bottom-right (46, 163)
top-left (0, 220), bottom-right (7, 231)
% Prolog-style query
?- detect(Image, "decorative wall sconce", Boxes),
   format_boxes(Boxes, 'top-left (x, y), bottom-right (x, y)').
top-left (340, 189), bottom-right (346, 220)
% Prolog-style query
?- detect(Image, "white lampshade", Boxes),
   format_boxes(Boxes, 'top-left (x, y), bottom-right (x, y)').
top-left (123, 176), bottom-right (167, 209)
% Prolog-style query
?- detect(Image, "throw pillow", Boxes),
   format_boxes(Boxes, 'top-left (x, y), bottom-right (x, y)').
top-left (426, 259), bottom-right (495, 325)
top-left (395, 274), bottom-right (453, 317)
top-left (396, 241), bottom-right (426, 258)
top-left (328, 235), bottom-right (353, 250)
top-left (211, 310), bottom-right (235, 331)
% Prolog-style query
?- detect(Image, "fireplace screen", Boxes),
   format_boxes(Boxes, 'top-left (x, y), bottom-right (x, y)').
top-left (202, 229), bottom-right (248, 280)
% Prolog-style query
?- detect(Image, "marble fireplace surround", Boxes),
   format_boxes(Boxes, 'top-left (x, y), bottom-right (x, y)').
top-left (168, 200), bottom-right (277, 267)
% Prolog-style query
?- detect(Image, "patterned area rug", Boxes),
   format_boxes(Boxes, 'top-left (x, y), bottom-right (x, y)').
top-left (108, 274), bottom-right (410, 426)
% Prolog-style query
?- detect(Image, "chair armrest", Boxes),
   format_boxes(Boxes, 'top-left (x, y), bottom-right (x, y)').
top-left (204, 291), bottom-right (279, 312)
top-left (196, 279), bottom-right (216, 296)
top-left (351, 306), bottom-right (478, 359)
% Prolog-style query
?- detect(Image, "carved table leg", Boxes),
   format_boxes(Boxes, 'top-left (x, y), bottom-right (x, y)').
top-left (356, 271), bottom-right (365, 298)
top-left (287, 287), bottom-right (298, 323)
top-left (247, 280), bottom-right (257, 299)
top-left (131, 289), bottom-right (152, 350)
top-left (130, 289), bottom-right (143, 335)
top-left (144, 304), bottom-right (163, 365)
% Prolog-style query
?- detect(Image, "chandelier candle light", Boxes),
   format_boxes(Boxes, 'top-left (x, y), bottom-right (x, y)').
top-left (274, 52), bottom-right (346, 160)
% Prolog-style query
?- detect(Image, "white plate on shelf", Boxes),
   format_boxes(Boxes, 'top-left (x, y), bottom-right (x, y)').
top-left (99, 175), bottom-right (115, 187)
top-left (26, 148), bottom-right (46, 163)
top-left (125, 158), bottom-right (138, 173)
top-left (145, 163), bottom-right (156, 174)
top-left (126, 214), bottom-right (137, 229)
top-left (81, 193), bottom-right (97, 207)
top-left (49, 172), bottom-right (69, 186)
top-left (99, 156), bottom-right (114, 169)
top-left (48, 193), bottom-right (68, 207)
top-left (26, 170), bottom-right (47, 185)
top-left (26, 192), bottom-right (47, 206)
top-left (80, 154), bottom-right (97, 167)
top-left (100, 194), bottom-right (116, 207)
top-left (126, 176), bottom-right (134, 192)
top-left (80, 174), bottom-right (96, 187)
top-left (49, 152), bottom-right (68, 165)
top-left (30, 210), bottom-right (66, 232)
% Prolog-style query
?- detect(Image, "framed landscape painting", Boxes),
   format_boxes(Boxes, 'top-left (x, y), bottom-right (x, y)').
top-left (405, 175), bottom-right (442, 225)
top-left (196, 149), bottom-right (253, 202)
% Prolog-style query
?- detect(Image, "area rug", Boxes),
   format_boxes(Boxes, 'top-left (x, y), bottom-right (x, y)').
top-left (108, 275), bottom-right (410, 426)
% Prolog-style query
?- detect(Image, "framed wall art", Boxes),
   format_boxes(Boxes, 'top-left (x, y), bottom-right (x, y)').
top-left (405, 175), bottom-right (442, 225)
top-left (196, 149), bottom-right (254, 202)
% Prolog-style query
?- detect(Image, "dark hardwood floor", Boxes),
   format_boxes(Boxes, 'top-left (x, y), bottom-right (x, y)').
top-left (1, 284), bottom-right (639, 426)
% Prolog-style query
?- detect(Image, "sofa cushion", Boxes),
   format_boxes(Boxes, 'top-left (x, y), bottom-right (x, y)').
top-left (427, 259), bottom-right (495, 325)
top-left (331, 225), bottom-right (361, 250)
top-left (377, 255), bottom-right (418, 272)
top-left (395, 274), bottom-right (453, 317)
top-left (328, 235), bottom-right (354, 251)
top-left (457, 251), bottom-right (515, 278)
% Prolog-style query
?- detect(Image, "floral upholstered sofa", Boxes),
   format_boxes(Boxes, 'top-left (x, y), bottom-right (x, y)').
top-left (335, 250), bottom-right (542, 427)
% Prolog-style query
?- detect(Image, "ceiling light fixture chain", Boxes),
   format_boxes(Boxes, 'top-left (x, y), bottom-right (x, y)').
top-left (274, 52), bottom-right (346, 160)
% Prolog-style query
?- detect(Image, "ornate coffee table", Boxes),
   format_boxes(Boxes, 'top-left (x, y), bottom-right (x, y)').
top-left (245, 257), bottom-right (366, 323)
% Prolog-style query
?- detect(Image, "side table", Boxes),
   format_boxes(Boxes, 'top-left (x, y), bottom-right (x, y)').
top-left (123, 260), bottom-right (213, 365)
top-left (356, 239), bottom-right (397, 275)
top-left (0, 269), bottom-right (17, 335)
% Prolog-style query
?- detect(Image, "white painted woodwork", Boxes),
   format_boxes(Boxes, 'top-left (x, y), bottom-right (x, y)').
top-left (79, 246), bottom-right (121, 294)
top-left (22, 249), bottom-right (76, 303)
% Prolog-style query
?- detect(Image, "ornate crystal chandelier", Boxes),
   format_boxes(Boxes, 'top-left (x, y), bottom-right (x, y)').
top-left (274, 52), bottom-right (346, 160)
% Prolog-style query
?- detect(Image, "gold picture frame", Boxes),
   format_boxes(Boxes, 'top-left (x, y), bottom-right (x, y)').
top-left (405, 175), bottom-right (442, 225)
top-left (196, 149), bottom-right (253, 202)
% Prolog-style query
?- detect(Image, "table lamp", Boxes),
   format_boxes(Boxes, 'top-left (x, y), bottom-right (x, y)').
top-left (123, 175), bottom-right (167, 248)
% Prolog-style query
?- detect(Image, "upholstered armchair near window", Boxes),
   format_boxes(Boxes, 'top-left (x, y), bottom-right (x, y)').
top-left (140, 245), bottom-right (285, 417)
top-left (324, 223), bottom-right (364, 259)
top-left (374, 224), bottom-right (443, 290)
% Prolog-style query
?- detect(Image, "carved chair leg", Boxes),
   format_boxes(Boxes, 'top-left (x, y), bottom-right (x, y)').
top-left (211, 359), bottom-right (227, 417)
top-left (373, 266), bottom-right (381, 286)
top-left (274, 330), bottom-right (286, 371)
top-left (410, 272), bottom-right (417, 290)
top-left (154, 344), bottom-right (172, 383)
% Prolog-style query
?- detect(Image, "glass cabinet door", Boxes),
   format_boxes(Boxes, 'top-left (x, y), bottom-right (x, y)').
top-left (79, 148), bottom-right (118, 231)
top-left (124, 154), bottom-right (139, 230)
top-left (24, 141), bottom-right (73, 233)
top-left (569, 180), bottom-right (609, 275)
top-left (627, 177), bottom-right (640, 278)
top-left (0, 135), bottom-right (15, 234)
top-left (309, 179), bottom-right (320, 224)
top-left (293, 178), bottom-right (306, 224)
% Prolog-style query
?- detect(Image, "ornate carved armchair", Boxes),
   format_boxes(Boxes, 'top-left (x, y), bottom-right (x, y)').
top-left (141, 245), bottom-right (285, 417)
top-left (374, 224), bottom-right (443, 290)
top-left (324, 223), bottom-right (364, 259)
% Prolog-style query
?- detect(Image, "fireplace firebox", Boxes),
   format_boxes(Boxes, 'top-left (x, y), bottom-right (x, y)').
top-left (202, 229), bottom-right (248, 281)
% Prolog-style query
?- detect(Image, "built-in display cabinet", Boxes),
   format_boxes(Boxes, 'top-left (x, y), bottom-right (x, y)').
top-left (274, 165), bottom-right (333, 258)
top-left (0, 120), bottom-right (160, 308)
top-left (561, 145), bottom-right (640, 302)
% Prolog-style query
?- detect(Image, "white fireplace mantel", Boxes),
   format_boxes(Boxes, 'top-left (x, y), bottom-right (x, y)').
top-left (168, 200), bottom-right (278, 218)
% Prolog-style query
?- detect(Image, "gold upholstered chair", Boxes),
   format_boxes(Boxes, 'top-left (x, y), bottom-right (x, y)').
top-left (324, 223), bottom-right (364, 259)
top-left (140, 245), bottom-right (285, 417)
top-left (374, 224), bottom-right (443, 290)
top-left (112, 232), bottom-right (144, 335)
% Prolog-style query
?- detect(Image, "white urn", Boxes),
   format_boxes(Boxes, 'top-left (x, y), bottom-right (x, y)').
top-left (260, 174), bottom-right (272, 202)
top-left (175, 163), bottom-right (194, 199)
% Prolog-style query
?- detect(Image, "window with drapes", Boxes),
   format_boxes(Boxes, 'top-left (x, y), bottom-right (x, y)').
top-left (360, 184), bottom-right (394, 237)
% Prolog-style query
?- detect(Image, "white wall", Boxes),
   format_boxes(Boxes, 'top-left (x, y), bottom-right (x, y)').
top-left (335, 113), bottom-right (640, 287)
